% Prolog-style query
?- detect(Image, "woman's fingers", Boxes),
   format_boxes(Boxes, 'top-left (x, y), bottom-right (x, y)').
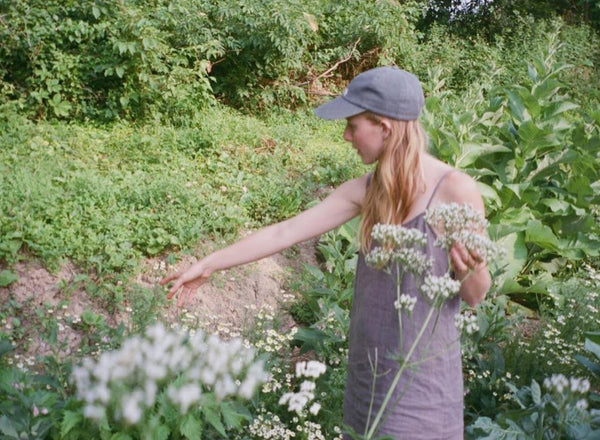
top-left (450, 242), bottom-right (485, 279)
top-left (160, 271), bottom-right (181, 286)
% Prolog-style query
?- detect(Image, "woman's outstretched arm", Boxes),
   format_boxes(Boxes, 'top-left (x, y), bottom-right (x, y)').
top-left (161, 175), bottom-right (368, 306)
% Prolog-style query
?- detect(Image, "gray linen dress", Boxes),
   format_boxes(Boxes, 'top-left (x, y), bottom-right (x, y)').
top-left (343, 176), bottom-right (463, 440)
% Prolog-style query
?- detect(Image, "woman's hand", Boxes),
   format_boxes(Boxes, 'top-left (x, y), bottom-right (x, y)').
top-left (450, 241), bottom-right (490, 307)
top-left (449, 242), bottom-right (484, 282)
top-left (160, 262), bottom-right (212, 307)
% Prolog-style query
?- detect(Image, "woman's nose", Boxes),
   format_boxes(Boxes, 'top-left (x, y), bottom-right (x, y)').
top-left (343, 128), bottom-right (352, 142)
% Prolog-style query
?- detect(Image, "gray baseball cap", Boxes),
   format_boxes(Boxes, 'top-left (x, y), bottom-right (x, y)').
top-left (314, 66), bottom-right (424, 121)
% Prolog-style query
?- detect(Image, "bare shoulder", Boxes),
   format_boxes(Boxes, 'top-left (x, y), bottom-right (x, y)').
top-left (437, 170), bottom-right (485, 212)
top-left (327, 173), bottom-right (370, 206)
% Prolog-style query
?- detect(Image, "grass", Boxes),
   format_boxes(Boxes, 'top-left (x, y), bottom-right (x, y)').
top-left (0, 105), bottom-right (363, 280)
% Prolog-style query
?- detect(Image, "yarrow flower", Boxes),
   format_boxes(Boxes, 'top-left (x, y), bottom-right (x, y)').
top-left (394, 294), bottom-right (417, 313)
top-left (279, 361), bottom-right (327, 415)
top-left (420, 273), bottom-right (461, 304)
top-left (296, 360), bottom-right (327, 379)
top-left (371, 223), bottom-right (428, 248)
top-left (454, 313), bottom-right (479, 334)
top-left (71, 322), bottom-right (268, 426)
top-left (543, 374), bottom-right (590, 395)
top-left (425, 203), bottom-right (504, 263)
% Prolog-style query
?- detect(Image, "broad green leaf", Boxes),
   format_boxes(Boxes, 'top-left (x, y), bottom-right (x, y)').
top-left (455, 143), bottom-right (511, 168)
top-left (574, 355), bottom-right (600, 378)
top-left (524, 220), bottom-right (559, 251)
top-left (531, 380), bottom-right (541, 405)
top-left (507, 90), bottom-right (528, 123)
top-left (540, 199), bottom-right (570, 213)
top-left (0, 415), bottom-right (19, 438)
top-left (503, 183), bottom-right (530, 199)
top-left (585, 338), bottom-right (600, 360)
top-left (0, 270), bottom-right (18, 287)
top-left (584, 332), bottom-right (600, 347)
top-left (546, 100), bottom-right (580, 119)
top-left (476, 182), bottom-right (501, 208)
top-left (220, 402), bottom-right (251, 428)
top-left (494, 232), bottom-right (527, 284)
top-left (517, 88), bottom-right (541, 118)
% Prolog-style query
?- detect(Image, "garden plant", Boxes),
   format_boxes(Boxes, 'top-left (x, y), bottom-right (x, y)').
top-left (1, 0), bottom-right (600, 439)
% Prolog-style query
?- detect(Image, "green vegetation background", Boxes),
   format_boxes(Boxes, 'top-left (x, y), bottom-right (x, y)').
top-left (1, 0), bottom-right (600, 438)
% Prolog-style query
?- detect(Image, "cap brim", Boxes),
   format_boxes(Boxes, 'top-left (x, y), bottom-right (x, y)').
top-left (314, 96), bottom-right (366, 120)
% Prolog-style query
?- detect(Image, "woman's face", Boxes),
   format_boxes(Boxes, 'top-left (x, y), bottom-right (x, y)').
top-left (343, 113), bottom-right (387, 164)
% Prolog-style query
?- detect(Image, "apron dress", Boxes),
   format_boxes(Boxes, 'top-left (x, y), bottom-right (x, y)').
top-left (343, 172), bottom-right (463, 440)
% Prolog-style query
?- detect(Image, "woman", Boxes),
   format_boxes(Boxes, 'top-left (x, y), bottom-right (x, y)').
top-left (161, 66), bottom-right (491, 439)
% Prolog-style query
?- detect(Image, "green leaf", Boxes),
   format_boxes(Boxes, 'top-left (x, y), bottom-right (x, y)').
top-left (110, 433), bottom-right (133, 440)
top-left (524, 220), bottom-right (559, 251)
top-left (507, 89), bottom-right (528, 123)
top-left (494, 232), bottom-right (527, 291)
top-left (574, 355), bottom-right (600, 378)
top-left (476, 182), bottom-right (501, 208)
top-left (455, 143), bottom-right (511, 168)
top-left (531, 380), bottom-right (541, 405)
top-left (584, 332), bottom-right (600, 347)
top-left (0, 415), bottom-right (19, 438)
top-left (180, 414), bottom-right (203, 439)
top-left (61, 410), bottom-right (83, 437)
top-left (200, 396), bottom-right (226, 438)
top-left (544, 100), bottom-right (579, 118)
top-left (585, 338), bottom-right (600, 360)
top-left (220, 402), bottom-right (251, 429)
top-left (0, 270), bottom-right (18, 287)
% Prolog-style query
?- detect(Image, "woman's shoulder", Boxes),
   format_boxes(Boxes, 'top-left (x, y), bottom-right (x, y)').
top-left (433, 167), bottom-right (484, 210)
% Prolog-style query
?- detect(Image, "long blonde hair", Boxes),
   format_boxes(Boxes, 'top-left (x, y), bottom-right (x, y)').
top-left (359, 114), bottom-right (427, 252)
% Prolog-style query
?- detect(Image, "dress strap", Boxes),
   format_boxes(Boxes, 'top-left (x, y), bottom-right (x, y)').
top-left (425, 170), bottom-right (455, 209)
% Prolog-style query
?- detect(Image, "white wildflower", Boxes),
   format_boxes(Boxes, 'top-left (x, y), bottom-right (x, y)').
top-left (167, 383), bottom-right (201, 413)
top-left (121, 392), bottom-right (143, 424)
top-left (420, 273), bottom-right (461, 304)
top-left (455, 313), bottom-right (479, 334)
top-left (72, 322), bottom-right (267, 427)
top-left (394, 294), bottom-right (417, 313)
top-left (309, 402), bottom-right (322, 415)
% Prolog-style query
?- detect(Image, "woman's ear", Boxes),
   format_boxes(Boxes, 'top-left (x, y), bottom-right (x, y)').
top-left (380, 118), bottom-right (392, 139)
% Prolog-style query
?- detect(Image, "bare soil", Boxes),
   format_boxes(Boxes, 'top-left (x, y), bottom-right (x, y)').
top-left (0, 239), bottom-right (319, 359)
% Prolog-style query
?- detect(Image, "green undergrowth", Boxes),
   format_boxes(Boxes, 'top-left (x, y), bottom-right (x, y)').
top-left (0, 105), bottom-right (362, 279)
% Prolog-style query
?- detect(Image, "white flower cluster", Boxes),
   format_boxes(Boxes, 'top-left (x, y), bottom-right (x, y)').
top-left (543, 374), bottom-right (590, 410)
top-left (394, 294), bottom-right (417, 313)
top-left (425, 202), bottom-right (489, 237)
top-left (248, 413), bottom-right (296, 440)
top-left (366, 245), bottom-right (432, 275)
top-left (72, 322), bottom-right (268, 425)
top-left (366, 224), bottom-right (432, 274)
top-left (454, 313), bottom-right (479, 334)
top-left (371, 223), bottom-right (428, 248)
top-left (279, 361), bottom-right (327, 415)
top-left (543, 374), bottom-right (590, 395)
top-left (420, 273), bottom-right (461, 304)
top-left (425, 203), bottom-right (504, 262)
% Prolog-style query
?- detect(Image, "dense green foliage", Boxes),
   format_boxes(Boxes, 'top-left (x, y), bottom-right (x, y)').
top-left (1, 1), bottom-right (600, 439)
